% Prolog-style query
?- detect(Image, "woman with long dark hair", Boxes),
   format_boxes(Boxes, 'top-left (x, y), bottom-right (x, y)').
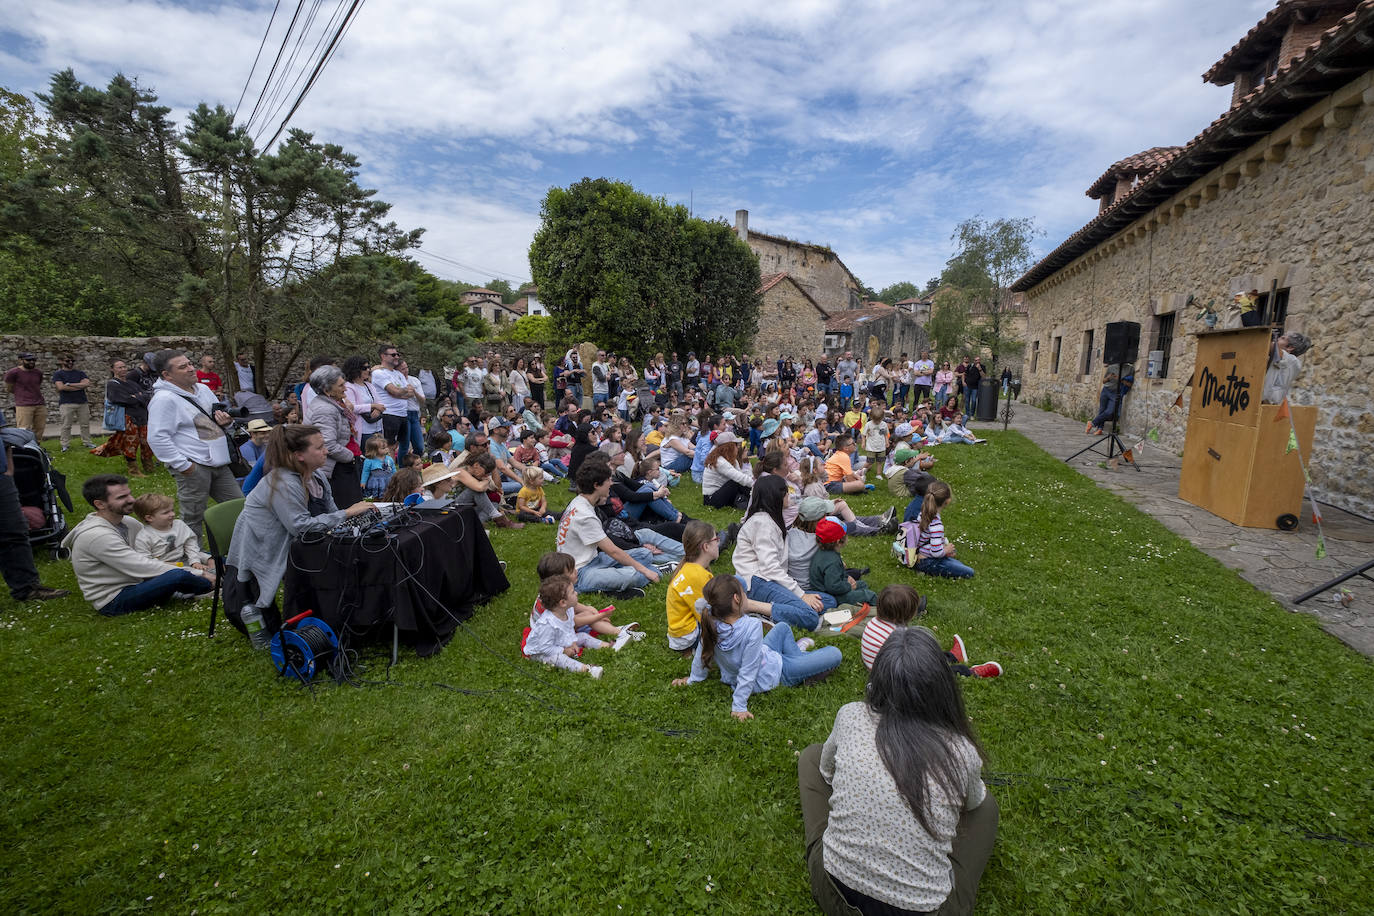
top-left (732, 474), bottom-right (828, 631)
top-left (91, 358), bottom-right (157, 477)
top-left (798, 627), bottom-right (998, 915)
top-left (527, 357), bottom-right (547, 407)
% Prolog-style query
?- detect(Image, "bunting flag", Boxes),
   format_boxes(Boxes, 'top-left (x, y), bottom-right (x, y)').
top-left (1173, 389), bottom-right (1185, 409)
top-left (1147, 427), bottom-right (1161, 442)
top-left (1286, 428), bottom-right (1299, 454)
top-left (1303, 466), bottom-right (1310, 483)
top-left (1315, 536), bottom-right (1326, 560)
top-left (1274, 398), bottom-right (1290, 422)
top-left (1312, 505), bottom-right (1324, 524)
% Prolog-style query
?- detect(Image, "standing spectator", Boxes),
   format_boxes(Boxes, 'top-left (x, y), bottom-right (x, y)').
top-left (667, 352), bottom-right (683, 396)
top-left (92, 359), bottom-right (157, 477)
top-left (563, 349), bottom-right (586, 407)
top-left (52, 355), bottom-right (96, 452)
top-left (196, 354), bottom-right (223, 395)
top-left (401, 359), bottom-right (426, 461)
top-left (5, 352), bottom-right (46, 442)
top-left (1, 412), bottom-right (69, 601)
top-left (343, 356), bottom-right (385, 447)
top-left (913, 349), bottom-right (935, 406)
top-left (527, 357), bottom-right (547, 408)
top-left (461, 355), bottom-right (487, 422)
top-left (372, 343), bottom-right (416, 463)
top-left (963, 357), bottom-right (984, 418)
top-left (685, 351), bottom-right (701, 393)
top-left (815, 355), bottom-right (834, 396)
top-left (234, 349), bottom-right (256, 393)
top-left (303, 365), bottom-right (363, 506)
top-left (934, 361), bottom-right (955, 406)
top-left (62, 474), bottom-right (213, 615)
top-left (146, 349), bottom-right (240, 539)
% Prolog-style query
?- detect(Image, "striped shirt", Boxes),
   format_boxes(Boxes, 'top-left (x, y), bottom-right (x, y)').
top-left (860, 618), bottom-right (897, 670)
top-left (917, 513), bottom-right (946, 559)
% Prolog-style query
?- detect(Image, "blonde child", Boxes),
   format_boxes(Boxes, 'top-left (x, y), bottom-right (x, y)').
top-left (860, 584), bottom-right (1001, 677)
top-left (131, 493), bottom-right (212, 579)
top-left (531, 552), bottom-right (643, 648)
top-left (516, 465), bottom-right (555, 524)
top-left (361, 436), bottom-right (396, 498)
top-left (671, 574), bottom-right (841, 720)
top-left (862, 406), bottom-right (890, 466)
top-left (523, 575), bottom-right (609, 677)
top-left (797, 456), bottom-right (889, 533)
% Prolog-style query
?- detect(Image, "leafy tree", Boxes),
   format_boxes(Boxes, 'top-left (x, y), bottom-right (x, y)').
top-left (529, 177), bottom-right (758, 359)
top-left (396, 316), bottom-right (478, 379)
top-left (940, 216), bottom-right (1041, 368)
top-left (875, 281), bottom-right (921, 304)
top-left (925, 288), bottom-right (972, 364)
top-left (499, 315), bottom-right (555, 345)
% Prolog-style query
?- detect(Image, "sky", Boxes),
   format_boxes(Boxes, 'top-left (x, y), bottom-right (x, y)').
top-left (0, 0), bottom-right (1275, 292)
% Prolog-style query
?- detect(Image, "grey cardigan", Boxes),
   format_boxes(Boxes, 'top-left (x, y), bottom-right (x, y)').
top-left (304, 394), bottom-right (356, 475)
top-left (227, 469), bottom-right (347, 601)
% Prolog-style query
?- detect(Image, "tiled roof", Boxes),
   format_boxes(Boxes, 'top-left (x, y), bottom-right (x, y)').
top-left (1013, 0), bottom-right (1374, 292)
top-left (759, 272), bottom-right (829, 318)
top-left (825, 303), bottom-right (895, 333)
top-left (1204, 0), bottom-right (1355, 84)
top-left (1085, 147), bottom-right (1183, 199)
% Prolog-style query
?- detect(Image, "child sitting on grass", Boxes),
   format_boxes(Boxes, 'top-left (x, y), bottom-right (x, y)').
top-left (860, 584), bottom-right (1001, 677)
top-left (131, 493), bottom-right (213, 579)
top-left (665, 520), bottom-right (749, 655)
top-left (913, 481), bottom-right (975, 578)
top-left (810, 519), bottom-right (878, 610)
top-left (523, 575), bottom-right (610, 678)
top-left (515, 466), bottom-right (555, 524)
top-left (428, 430), bottom-right (455, 466)
top-left (671, 573), bottom-right (841, 720)
top-left (360, 436), bottom-right (395, 498)
top-left (531, 552), bottom-right (643, 647)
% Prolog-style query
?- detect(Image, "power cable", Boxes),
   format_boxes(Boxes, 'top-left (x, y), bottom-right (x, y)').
top-left (252, 0), bottom-right (337, 142)
top-left (233, 0), bottom-right (285, 116)
top-left (257, 0), bottom-right (366, 151)
top-left (240, 0), bottom-right (309, 134)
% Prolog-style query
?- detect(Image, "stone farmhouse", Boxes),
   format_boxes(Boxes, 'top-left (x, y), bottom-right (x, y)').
top-left (460, 287), bottom-right (524, 326)
top-left (734, 209), bottom-right (865, 357)
top-left (1013, 0), bottom-right (1374, 516)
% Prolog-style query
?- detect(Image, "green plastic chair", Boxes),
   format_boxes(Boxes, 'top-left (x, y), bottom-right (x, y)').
top-left (203, 497), bottom-right (246, 637)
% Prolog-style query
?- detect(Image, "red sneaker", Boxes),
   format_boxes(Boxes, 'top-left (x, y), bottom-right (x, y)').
top-left (950, 634), bottom-right (967, 664)
top-left (970, 661), bottom-right (1003, 678)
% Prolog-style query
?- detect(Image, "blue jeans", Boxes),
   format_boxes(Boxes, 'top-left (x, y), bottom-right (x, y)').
top-left (1091, 388), bottom-right (1119, 428)
top-left (576, 549), bottom-right (654, 593)
top-left (893, 383), bottom-right (909, 407)
top-left (964, 387), bottom-right (979, 418)
top-left (663, 452), bottom-right (693, 473)
top-left (764, 622), bottom-right (843, 685)
top-left (569, 383), bottom-right (583, 406)
top-left (593, 393), bottom-right (608, 408)
top-left (621, 484), bottom-right (679, 524)
top-left (452, 391), bottom-right (466, 415)
top-left (634, 527), bottom-right (684, 564)
top-left (746, 577), bottom-right (821, 630)
top-left (99, 569), bottom-right (213, 617)
top-left (406, 411), bottom-right (424, 461)
top-left (916, 555), bottom-right (976, 579)
top-left (541, 460), bottom-right (567, 478)
top-left (501, 478), bottom-right (522, 495)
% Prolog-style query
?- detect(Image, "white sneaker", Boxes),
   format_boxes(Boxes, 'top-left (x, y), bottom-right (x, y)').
top-left (588, 665), bottom-right (604, 679)
top-left (613, 622), bottom-right (644, 651)
top-left (796, 637), bottom-right (816, 651)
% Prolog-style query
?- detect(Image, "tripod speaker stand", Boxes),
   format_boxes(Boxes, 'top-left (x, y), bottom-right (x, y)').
top-left (1066, 321), bottom-right (1142, 471)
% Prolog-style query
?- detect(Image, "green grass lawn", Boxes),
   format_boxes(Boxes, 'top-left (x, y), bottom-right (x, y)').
top-left (2, 434), bottom-right (1371, 913)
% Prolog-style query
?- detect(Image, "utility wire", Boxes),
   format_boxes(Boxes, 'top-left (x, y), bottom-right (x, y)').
top-left (240, 0), bottom-right (309, 134)
top-left (233, 0), bottom-right (284, 116)
top-left (252, 0), bottom-right (332, 141)
top-left (257, 0), bottom-right (366, 151)
top-left (411, 247), bottom-right (528, 284)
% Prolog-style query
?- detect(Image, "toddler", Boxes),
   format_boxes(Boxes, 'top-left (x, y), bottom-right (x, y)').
top-left (530, 552), bottom-right (643, 648)
top-left (810, 519), bottom-right (878, 609)
top-left (361, 436), bottom-right (396, 498)
top-left (132, 493), bottom-right (212, 578)
top-left (860, 584), bottom-right (1001, 677)
top-left (523, 575), bottom-right (610, 677)
top-left (516, 466), bottom-right (555, 523)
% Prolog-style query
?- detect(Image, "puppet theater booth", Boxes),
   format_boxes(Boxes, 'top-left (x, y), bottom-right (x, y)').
top-left (1178, 326), bottom-right (1315, 530)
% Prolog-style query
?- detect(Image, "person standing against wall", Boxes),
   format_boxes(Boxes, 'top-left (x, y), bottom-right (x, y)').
top-left (52, 355), bottom-right (96, 452)
top-left (5, 352), bottom-right (47, 443)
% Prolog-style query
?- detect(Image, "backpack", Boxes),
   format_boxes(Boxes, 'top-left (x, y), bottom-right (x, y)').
top-left (892, 520), bottom-right (928, 569)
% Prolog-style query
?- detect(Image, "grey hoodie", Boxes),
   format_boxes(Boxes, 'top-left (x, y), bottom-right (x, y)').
top-left (61, 514), bottom-right (182, 611)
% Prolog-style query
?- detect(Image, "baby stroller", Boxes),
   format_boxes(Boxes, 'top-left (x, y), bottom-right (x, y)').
top-left (2, 427), bottom-right (73, 559)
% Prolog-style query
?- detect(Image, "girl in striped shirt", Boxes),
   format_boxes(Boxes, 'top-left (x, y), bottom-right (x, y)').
top-left (861, 585), bottom-right (1002, 678)
top-left (914, 481), bottom-right (975, 579)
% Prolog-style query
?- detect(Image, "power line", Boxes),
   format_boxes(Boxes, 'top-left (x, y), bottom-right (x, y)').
top-left (411, 247), bottom-right (528, 284)
top-left (252, 0), bottom-right (333, 140)
top-left (233, 0), bottom-right (284, 116)
top-left (257, 0), bottom-right (366, 150)
top-left (240, 0), bottom-right (309, 133)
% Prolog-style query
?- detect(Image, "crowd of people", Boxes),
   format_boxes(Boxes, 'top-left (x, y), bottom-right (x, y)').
top-left (4, 340), bottom-right (1012, 916)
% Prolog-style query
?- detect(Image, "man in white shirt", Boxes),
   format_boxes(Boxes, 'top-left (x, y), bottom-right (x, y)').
top-left (234, 349), bottom-right (255, 392)
top-left (556, 462), bottom-right (662, 599)
top-left (146, 349), bottom-right (240, 538)
top-left (371, 343), bottom-right (417, 462)
top-left (461, 357), bottom-right (486, 421)
top-left (590, 351), bottom-right (611, 408)
top-left (913, 349), bottom-right (936, 407)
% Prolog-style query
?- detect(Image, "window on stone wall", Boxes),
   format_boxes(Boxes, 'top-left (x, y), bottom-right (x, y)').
top-left (1152, 312), bottom-right (1176, 378)
top-left (1051, 336), bottom-right (1062, 374)
top-left (1255, 287), bottom-right (1290, 331)
top-left (1030, 340), bottom-right (1040, 373)
top-left (1079, 330), bottom-right (1094, 377)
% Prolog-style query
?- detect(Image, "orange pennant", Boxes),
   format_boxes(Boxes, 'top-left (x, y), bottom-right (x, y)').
top-left (1173, 390), bottom-right (1184, 409)
top-left (1274, 398), bottom-right (1290, 422)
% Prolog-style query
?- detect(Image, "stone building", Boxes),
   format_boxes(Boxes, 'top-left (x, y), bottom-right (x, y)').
top-left (734, 210), bottom-right (864, 314)
top-left (460, 288), bottom-right (522, 325)
top-left (1013, 0), bottom-right (1374, 515)
top-left (823, 304), bottom-right (930, 368)
top-left (752, 273), bottom-right (830, 359)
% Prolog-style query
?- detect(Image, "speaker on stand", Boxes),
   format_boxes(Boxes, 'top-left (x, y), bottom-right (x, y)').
top-left (1066, 321), bottom-right (1142, 471)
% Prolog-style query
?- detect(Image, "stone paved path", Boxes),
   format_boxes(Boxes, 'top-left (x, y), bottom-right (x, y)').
top-left (972, 401), bottom-right (1374, 657)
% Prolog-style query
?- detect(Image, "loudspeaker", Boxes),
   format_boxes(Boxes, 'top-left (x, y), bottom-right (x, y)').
top-left (1104, 321), bottom-right (1141, 365)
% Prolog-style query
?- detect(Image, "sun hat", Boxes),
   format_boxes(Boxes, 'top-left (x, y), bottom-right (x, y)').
top-left (815, 518), bottom-right (847, 544)
top-left (893, 422), bottom-right (913, 439)
top-left (421, 463), bottom-right (459, 488)
top-left (797, 496), bottom-right (835, 521)
top-left (760, 418), bottom-right (781, 438)
top-left (246, 419), bottom-right (272, 432)
top-left (715, 430), bottom-right (740, 445)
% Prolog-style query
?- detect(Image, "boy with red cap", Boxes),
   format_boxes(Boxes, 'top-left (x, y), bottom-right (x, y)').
top-left (809, 519), bottom-right (879, 609)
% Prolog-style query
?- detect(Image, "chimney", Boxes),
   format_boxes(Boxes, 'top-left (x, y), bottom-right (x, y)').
top-left (735, 209), bottom-right (749, 241)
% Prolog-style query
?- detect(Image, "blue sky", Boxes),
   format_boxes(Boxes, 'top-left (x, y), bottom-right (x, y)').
top-left (0, 0), bottom-right (1274, 291)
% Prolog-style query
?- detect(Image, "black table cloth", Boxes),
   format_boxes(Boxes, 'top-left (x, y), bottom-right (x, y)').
top-left (284, 506), bottom-right (508, 657)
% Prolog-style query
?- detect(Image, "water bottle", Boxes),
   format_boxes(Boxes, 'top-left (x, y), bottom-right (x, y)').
top-left (240, 605), bottom-right (270, 650)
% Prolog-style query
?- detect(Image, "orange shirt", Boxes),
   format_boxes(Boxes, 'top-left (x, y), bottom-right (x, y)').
top-left (825, 451), bottom-right (853, 483)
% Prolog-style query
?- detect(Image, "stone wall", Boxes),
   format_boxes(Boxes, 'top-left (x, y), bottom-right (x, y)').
top-left (1021, 72), bottom-right (1374, 516)
top-left (826, 313), bottom-right (931, 367)
top-left (753, 277), bottom-right (827, 360)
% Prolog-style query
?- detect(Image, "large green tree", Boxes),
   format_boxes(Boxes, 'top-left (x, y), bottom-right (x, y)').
top-left (875, 280), bottom-right (921, 304)
top-left (940, 216), bottom-right (1040, 368)
top-left (528, 178), bottom-right (759, 359)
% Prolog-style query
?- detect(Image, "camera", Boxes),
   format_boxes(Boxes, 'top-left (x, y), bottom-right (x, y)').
top-left (212, 402), bottom-right (251, 419)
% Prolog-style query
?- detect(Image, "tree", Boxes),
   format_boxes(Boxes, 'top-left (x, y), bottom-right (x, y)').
top-left (875, 281), bottom-right (921, 304)
top-left (528, 177), bottom-right (759, 359)
top-left (396, 316), bottom-right (477, 379)
top-left (940, 216), bottom-right (1040, 368)
top-left (925, 288), bottom-right (972, 364)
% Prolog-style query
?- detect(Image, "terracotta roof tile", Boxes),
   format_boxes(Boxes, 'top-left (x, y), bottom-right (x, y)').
top-left (825, 304), bottom-right (895, 333)
top-left (1014, 0), bottom-right (1374, 292)
top-left (1085, 147), bottom-right (1183, 199)
top-left (1203, 0), bottom-right (1355, 84)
